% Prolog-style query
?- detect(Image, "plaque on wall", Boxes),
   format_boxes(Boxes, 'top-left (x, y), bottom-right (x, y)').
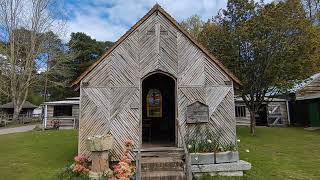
top-left (187, 101), bottom-right (209, 123)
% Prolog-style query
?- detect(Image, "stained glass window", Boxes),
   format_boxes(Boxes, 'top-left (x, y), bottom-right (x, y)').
top-left (147, 89), bottom-right (162, 117)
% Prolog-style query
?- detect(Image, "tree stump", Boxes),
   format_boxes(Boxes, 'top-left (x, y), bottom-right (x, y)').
top-left (91, 151), bottom-right (109, 172)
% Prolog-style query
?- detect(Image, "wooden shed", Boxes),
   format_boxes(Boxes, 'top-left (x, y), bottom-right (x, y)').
top-left (0, 101), bottom-right (37, 121)
top-left (289, 73), bottom-right (320, 127)
top-left (235, 97), bottom-right (289, 127)
top-left (72, 5), bottom-right (241, 161)
top-left (42, 97), bottom-right (80, 129)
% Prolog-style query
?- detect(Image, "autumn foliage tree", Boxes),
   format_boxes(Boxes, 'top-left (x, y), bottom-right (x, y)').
top-left (184, 0), bottom-right (320, 135)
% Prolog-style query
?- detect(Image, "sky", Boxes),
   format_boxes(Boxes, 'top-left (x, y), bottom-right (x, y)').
top-left (62, 0), bottom-right (231, 42)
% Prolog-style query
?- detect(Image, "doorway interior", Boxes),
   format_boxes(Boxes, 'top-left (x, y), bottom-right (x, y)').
top-left (142, 72), bottom-right (176, 148)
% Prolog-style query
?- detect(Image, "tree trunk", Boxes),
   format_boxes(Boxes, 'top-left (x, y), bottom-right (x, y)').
top-left (249, 110), bottom-right (256, 136)
top-left (12, 104), bottom-right (21, 122)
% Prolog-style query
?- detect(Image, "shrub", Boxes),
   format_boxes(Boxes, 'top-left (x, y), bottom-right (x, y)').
top-left (57, 155), bottom-right (90, 180)
top-left (108, 140), bottom-right (136, 180)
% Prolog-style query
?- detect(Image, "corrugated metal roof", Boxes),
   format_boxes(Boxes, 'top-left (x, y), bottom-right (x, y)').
top-left (294, 73), bottom-right (320, 100)
top-left (43, 100), bottom-right (79, 105)
top-left (291, 73), bottom-right (320, 93)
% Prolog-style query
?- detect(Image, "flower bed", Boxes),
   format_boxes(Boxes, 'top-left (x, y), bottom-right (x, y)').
top-left (186, 128), bottom-right (239, 165)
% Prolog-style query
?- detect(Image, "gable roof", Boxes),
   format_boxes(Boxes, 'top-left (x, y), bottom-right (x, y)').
top-left (294, 73), bottom-right (320, 100)
top-left (71, 4), bottom-right (241, 87)
top-left (0, 101), bottom-right (37, 109)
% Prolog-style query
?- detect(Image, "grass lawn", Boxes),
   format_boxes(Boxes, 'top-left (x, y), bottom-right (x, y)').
top-left (0, 127), bottom-right (319, 179)
top-left (203, 127), bottom-right (320, 180)
top-left (0, 130), bottom-right (77, 180)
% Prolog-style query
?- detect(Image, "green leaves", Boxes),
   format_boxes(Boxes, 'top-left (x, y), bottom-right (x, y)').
top-left (182, 0), bottom-right (320, 134)
top-left (68, 32), bottom-right (113, 81)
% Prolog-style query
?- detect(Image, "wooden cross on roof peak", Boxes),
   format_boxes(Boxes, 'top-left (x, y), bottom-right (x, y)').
top-left (147, 23), bottom-right (168, 54)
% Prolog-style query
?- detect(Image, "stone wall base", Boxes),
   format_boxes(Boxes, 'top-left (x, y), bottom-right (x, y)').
top-left (194, 171), bottom-right (243, 177)
top-left (191, 160), bottom-right (251, 177)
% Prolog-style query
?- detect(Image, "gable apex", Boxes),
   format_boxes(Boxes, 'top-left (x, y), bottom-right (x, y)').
top-left (71, 4), bottom-right (241, 87)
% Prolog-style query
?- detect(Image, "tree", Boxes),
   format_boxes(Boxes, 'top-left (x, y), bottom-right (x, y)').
top-left (38, 32), bottom-right (76, 101)
top-left (198, 0), bottom-right (320, 135)
top-left (0, 0), bottom-right (67, 120)
top-left (180, 15), bottom-right (204, 39)
top-left (68, 32), bottom-right (113, 80)
top-left (302, 0), bottom-right (320, 23)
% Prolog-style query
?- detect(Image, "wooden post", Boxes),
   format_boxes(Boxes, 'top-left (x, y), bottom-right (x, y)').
top-left (91, 151), bottom-right (109, 172)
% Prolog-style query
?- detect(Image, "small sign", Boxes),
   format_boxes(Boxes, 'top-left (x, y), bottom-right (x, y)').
top-left (187, 101), bottom-right (209, 123)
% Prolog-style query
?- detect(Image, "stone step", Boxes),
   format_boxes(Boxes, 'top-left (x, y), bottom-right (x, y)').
top-left (141, 157), bottom-right (184, 171)
top-left (141, 171), bottom-right (186, 180)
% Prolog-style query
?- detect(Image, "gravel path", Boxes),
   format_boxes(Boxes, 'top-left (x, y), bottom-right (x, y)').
top-left (0, 124), bottom-right (40, 135)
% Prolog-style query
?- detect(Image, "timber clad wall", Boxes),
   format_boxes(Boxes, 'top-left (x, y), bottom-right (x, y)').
top-left (79, 6), bottom-right (237, 160)
top-left (235, 101), bottom-right (289, 126)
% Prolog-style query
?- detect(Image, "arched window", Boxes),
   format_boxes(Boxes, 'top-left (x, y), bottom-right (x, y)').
top-left (146, 89), bottom-right (162, 117)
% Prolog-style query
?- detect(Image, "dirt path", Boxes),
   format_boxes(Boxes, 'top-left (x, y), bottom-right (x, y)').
top-left (0, 124), bottom-right (40, 135)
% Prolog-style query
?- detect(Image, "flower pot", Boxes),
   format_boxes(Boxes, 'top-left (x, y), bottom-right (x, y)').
top-left (86, 134), bottom-right (114, 152)
top-left (190, 153), bottom-right (215, 165)
top-left (215, 151), bottom-right (239, 164)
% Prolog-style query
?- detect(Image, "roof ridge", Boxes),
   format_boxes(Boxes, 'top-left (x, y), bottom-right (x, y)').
top-left (71, 4), bottom-right (241, 87)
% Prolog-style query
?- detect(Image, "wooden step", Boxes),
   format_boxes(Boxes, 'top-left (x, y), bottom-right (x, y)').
top-left (138, 147), bottom-right (187, 179)
top-left (141, 171), bottom-right (186, 180)
top-left (141, 157), bottom-right (184, 171)
top-left (139, 147), bottom-right (185, 159)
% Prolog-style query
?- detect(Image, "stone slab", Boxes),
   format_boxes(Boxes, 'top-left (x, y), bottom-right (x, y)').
top-left (190, 153), bottom-right (215, 165)
top-left (194, 171), bottom-right (244, 177)
top-left (215, 151), bottom-right (239, 164)
top-left (191, 160), bottom-right (251, 172)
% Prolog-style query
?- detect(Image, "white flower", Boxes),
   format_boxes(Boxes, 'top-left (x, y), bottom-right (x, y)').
top-left (218, 146), bottom-right (224, 151)
top-left (188, 144), bottom-right (192, 149)
top-left (245, 149), bottom-right (250, 153)
top-left (195, 156), bottom-right (198, 160)
top-left (237, 139), bottom-right (240, 143)
top-left (207, 139), bottom-right (212, 143)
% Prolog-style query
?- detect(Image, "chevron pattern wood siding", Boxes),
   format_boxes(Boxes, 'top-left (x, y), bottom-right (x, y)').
top-left (79, 10), bottom-right (237, 160)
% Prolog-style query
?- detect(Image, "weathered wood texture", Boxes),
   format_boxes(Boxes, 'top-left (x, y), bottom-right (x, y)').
top-left (235, 101), bottom-right (289, 126)
top-left (296, 74), bottom-right (320, 100)
top-left (44, 104), bottom-right (79, 129)
top-left (79, 9), bottom-right (237, 160)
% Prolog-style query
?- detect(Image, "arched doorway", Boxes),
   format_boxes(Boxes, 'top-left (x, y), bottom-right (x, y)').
top-left (142, 72), bottom-right (176, 147)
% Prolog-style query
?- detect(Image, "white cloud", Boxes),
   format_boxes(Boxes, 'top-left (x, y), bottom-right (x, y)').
top-left (62, 0), bottom-right (228, 41)
top-left (63, 0), bottom-right (273, 42)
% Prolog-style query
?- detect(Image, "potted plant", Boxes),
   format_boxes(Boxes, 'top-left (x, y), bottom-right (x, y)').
top-left (186, 126), bottom-right (239, 164)
top-left (188, 138), bottom-right (217, 165)
top-left (86, 133), bottom-right (114, 152)
top-left (214, 143), bottom-right (239, 164)
top-left (50, 119), bottom-right (60, 130)
top-left (186, 127), bottom-right (220, 165)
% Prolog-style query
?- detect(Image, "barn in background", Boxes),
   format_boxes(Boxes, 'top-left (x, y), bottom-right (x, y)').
top-left (72, 5), bottom-right (241, 164)
top-left (289, 73), bottom-right (320, 127)
top-left (235, 97), bottom-right (290, 127)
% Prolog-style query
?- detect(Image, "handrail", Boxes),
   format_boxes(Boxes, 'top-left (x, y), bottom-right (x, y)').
top-left (136, 116), bottom-right (142, 180)
top-left (46, 117), bottom-right (76, 128)
top-left (177, 119), bottom-right (192, 180)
